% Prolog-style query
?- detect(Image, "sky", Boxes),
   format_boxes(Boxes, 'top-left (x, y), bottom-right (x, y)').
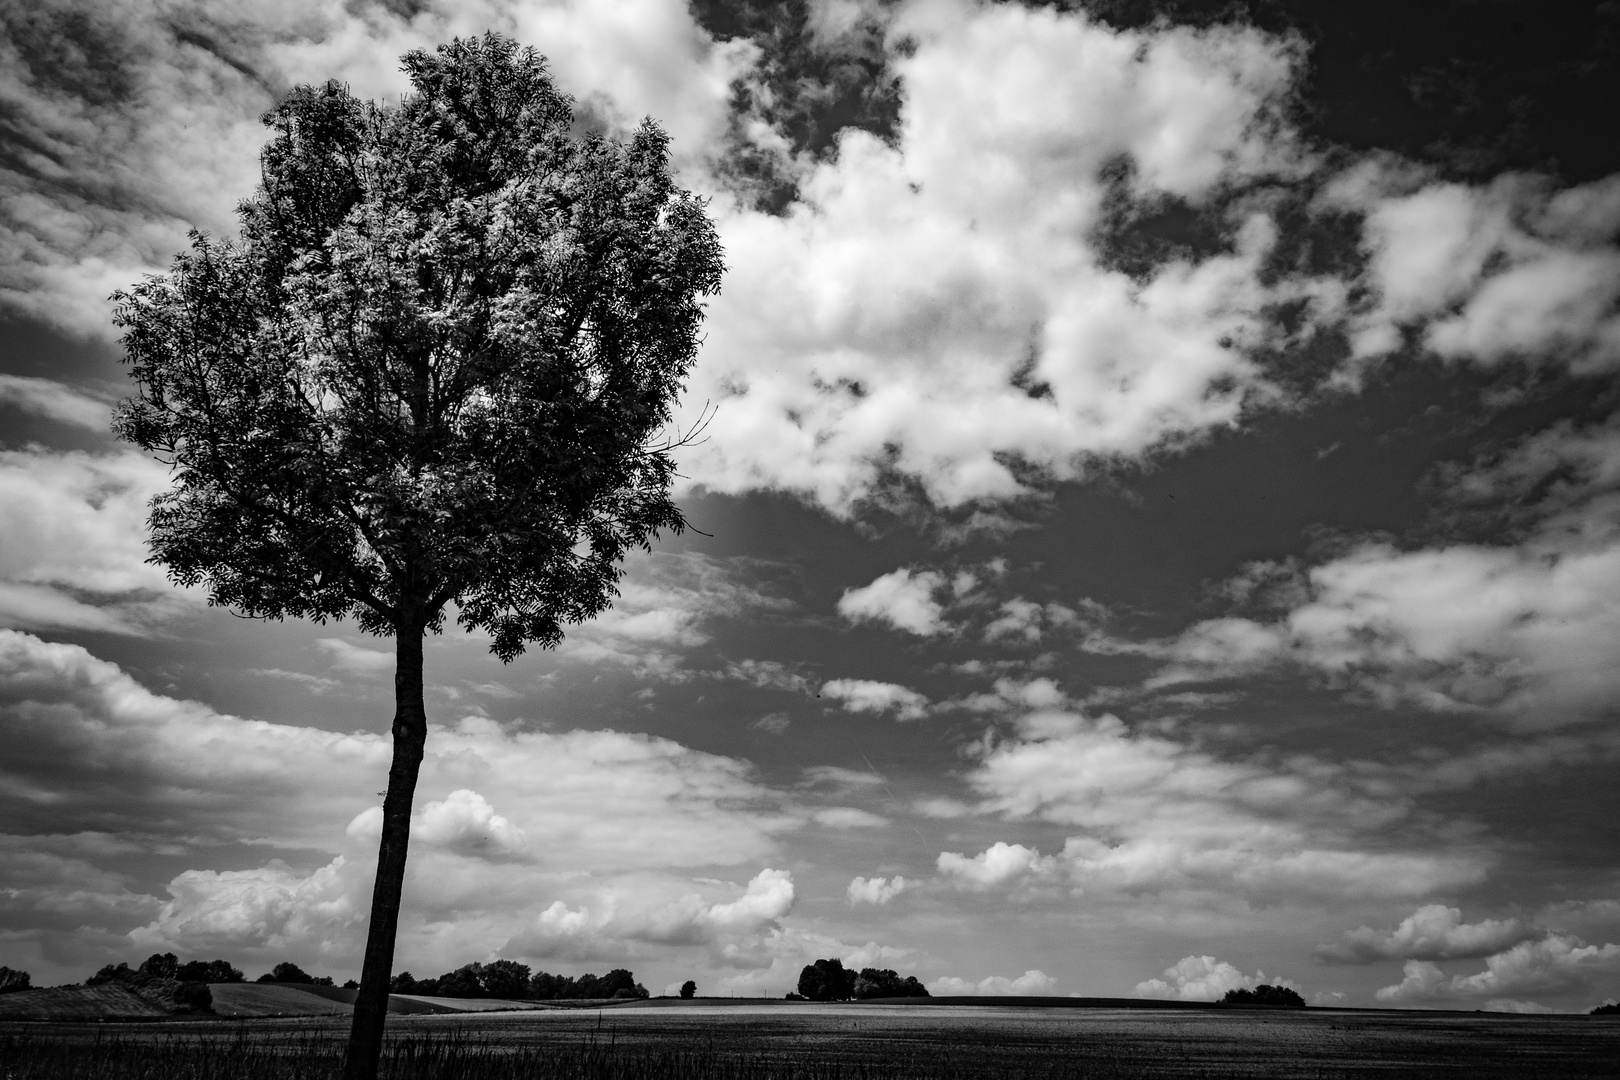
top-left (1, 0), bottom-right (1619, 1013)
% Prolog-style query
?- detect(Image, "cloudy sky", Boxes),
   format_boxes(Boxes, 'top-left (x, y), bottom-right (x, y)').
top-left (3, 0), bottom-right (1620, 1013)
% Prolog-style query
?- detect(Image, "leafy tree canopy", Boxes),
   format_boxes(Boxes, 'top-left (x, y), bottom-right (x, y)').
top-left (1221, 984), bottom-right (1306, 1008)
top-left (113, 32), bottom-right (724, 655)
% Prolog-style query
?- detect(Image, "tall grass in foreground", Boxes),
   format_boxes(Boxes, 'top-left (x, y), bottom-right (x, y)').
top-left (0, 1031), bottom-right (1030, 1080)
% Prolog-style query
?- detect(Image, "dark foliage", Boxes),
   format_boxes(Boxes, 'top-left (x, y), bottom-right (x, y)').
top-left (81, 959), bottom-right (212, 1014)
top-left (479, 960), bottom-right (532, 1000)
top-left (391, 963), bottom-right (648, 1001)
top-left (1221, 984), bottom-right (1306, 1008)
top-left (1592, 1002), bottom-right (1620, 1015)
top-left (112, 34), bottom-right (724, 660)
top-left (797, 959), bottom-right (857, 1002)
top-left (0, 967), bottom-right (30, 994)
top-left (389, 972), bottom-right (424, 994)
top-left (137, 953), bottom-right (178, 980)
top-left (87, 964), bottom-right (134, 987)
top-left (850, 969), bottom-right (930, 1000)
top-left (679, 980), bottom-right (696, 1000)
top-left (176, 960), bottom-right (245, 984)
top-left (265, 962), bottom-right (317, 985)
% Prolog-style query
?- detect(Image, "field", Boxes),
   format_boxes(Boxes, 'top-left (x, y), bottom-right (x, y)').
top-left (4, 1002), bottom-right (1620, 1078)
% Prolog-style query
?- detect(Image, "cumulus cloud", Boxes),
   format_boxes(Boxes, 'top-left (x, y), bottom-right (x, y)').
top-left (348, 790), bottom-right (527, 859)
top-left (676, 0), bottom-right (1333, 513)
top-left (0, 0), bottom-right (751, 337)
top-left (1376, 935), bottom-right (1620, 1004)
top-left (930, 969), bottom-right (1055, 996)
top-left (982, 599), bottom-right (1081, 644)
top-left (1135, 955), bottom-right (1290, 1002)
top-left (820, 678), bottom-right (930, 721)
top-left (129, 857), bottom-right (358, 957)
top-left (1317, 905), bottom-right (1534, 964)
top-left (846, 875), bottom-right (907, 905)
top-left (837, 568), bottom-right (948, 636)
top-left (952, 677), bottom-right (1069, 713)
top-left (1332, 167), bottom-right (1620, 373)
top-left (511, 868), bottom-right (796, 957)
top-left (959, 708), bottom-right (1487, 901)
top-left (0, 630), bottom-right (801, 976)
top-left (936, 841), bottom-right (1050, 889)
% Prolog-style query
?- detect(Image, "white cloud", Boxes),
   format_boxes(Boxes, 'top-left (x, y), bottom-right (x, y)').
top-left (1134, 955), bottom-right (1288, 1002)
top-left (0, 375), bottom-right (111, 429)
top-left (1336, 169), bottom-right (1620, 373)
top-left (936, 841), bottom-right (1050, 888)
top-left (1139, 534), bottom-right (1620, 727)
top-left (556, 552), bottom-right (789, 679)
top-left (1376, 935), bottom-right (1620, 1003)
top-left (811, 807), bottom-right (889, 829)
top-left (930, 969), bottom-right (1055, 996)
top-left (0, 449), bottom-right (183, 633)
top-left (0, 0), bottom-right (752, 338)
top-left (837, 568), bottom-right (948, 636)
top-left (846, 875), bottom-right (907, 905)
top-left (962, 709), bottom-right (1487, 900)
top-left (352, 789), bottom-right (529, 858)
top-left (1318, 905), bottom-right (1534, 964)
top-left (511, 867), bottom-right (796, 956)
top-left (676, 0), bottom-right (1330, 513)
top-left (129, 857), bottom-right (358, 957)
top-left (820, 678), bottom-right (930, 721)
top-left (0, 630), bottom-right (801, 976)
top-left (953, 677), bottom-right (1070, 713)
top-left (318, 637), bottom-right (395, 675)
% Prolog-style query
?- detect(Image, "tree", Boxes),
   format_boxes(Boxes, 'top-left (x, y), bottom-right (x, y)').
top-left (176, 959), bottom-right (245, 983)
top-left (1220, 984), bottom-right (1306, 1008)
top-left (679, 979), bottom-right (696, 999)
top-left (0, 967), bottom-right (30, 994)
top-left (138, 953), bottom-right (179, 980)
top-left (434, 964), bottom-right (485, 998)
top-left (851, 968), bottom-right (929, 999)
top-left (479, 959), bottom-right (532, 999)
top-left (265, 962), bottom-right (316, 985)
top-left (112, 33), bottom-right (722, 1080)
top-left (797, 958), bottom-right (856, 1002)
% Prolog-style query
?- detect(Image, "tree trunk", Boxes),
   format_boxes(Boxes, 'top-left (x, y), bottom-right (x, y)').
top-left (344, 623), bottom-right (427, 1080)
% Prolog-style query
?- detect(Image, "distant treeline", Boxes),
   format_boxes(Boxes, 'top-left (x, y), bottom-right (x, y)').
top-left (390, 961), bottom-right (648, 1000)
top-left (792, 959), bottom-right (929, 1001)
top-left (88, 954), bottom-right (335, 987)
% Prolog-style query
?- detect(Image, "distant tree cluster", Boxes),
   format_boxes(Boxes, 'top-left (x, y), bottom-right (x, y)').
top-left (255, 961), bottom-right (334, 986)
top-left (1592, 1002), bottom-right (1620, 1015)
top-left (0, 966), bottom-right (30, 994)
top-left (84, 953), bottom-right (214, 1013)
top-left (90, 953), bottom-right (246, 986)
top-left (680, 980), bottom-right (696, 999)
top-left (1220, 985), bottom-right (1306, 1008)
top-left (390, 962), bottom-right (648, 1001)
top-left (795, 959), bottom-right (929, 1002)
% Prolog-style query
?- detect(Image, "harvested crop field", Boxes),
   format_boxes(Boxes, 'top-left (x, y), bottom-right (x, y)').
top-left (4, 1002), bottom-right (1620, 1078)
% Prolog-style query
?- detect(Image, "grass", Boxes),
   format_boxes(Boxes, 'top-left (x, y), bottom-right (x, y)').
top-left (0, 1029), bottom-right (1047, 1080)
top-left (4, 1004), bottom-right (1620, 1078)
